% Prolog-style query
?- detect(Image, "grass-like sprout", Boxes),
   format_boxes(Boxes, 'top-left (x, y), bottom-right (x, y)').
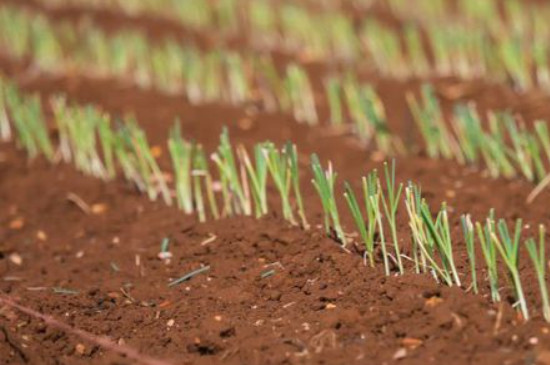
top-left (324, 77), bottom-right (343, 127)
top-left (285, 64), bottom-right (318, 125)
top-left (97, 111), bottom-right (116, 180)
top-left (256, 56), bottom-right (289, 112)
top-left (361, 86), bottom-right (393, 153)
top-left (286, 142), bottom-right (309, 229)
top-left (405, 183), bottom-right (461, 286)
top-left (263, 142), bottom-right (295, 225)
top-left (249, 0), bottom-right (276, 45)
top-left (407, 84), bottom-right (459, 161)
top-left (364, 171), bottom-right (383, 269)
top-left (183, 49), bottom-right (205, 104)
top-left (211, 128), bottom-right (251, 216)
top-left (405, 183), bottom-right (430, 275)
top-left (419, 201), bottom-right (461, 286)
top-left (344, 171), bottom-right (382, 268)
top-left (475, 213), bottom-right (501, 302)
top-left (0, 79), bottom-right (12, 141)
top-left (50, 96), bottom-right (71, 163)
top-left (452, 104), bottom-right (516, 179)
top-left (238, 144), bottom-right (268, 218)
top-left (113, 122), bottom-right (146, 193)
top-left (484, 114), bottom-right (516, 178)
top-left (381, 160), bottom-right (404, 274)
top-left (492, 218), bottom-right (529, 320)
top-left (361, 19), bottom-right (406, 77)
top-left (504, 115), bottom-right (536, 182)
top-left (529, 123), bottom-right (550, 202)
top-left (526, 225), bottom-right (550, 322)
top-left (342, 75), bottom-right (371, 142)
top-left (215, 0), bottom-right (239, 34)
top-left (452, 103), bottom-right (483, 164)
top-left (6, 88), bottom-right (54, 162)
top-left (311, 154), bottom-right (346, 246)
top-left (535, 121), bottom-right (550, 164)
top-left (461, 214), bottom-right (478, 294)
top-left (116, 118), bottom-right (172, 205)
top-left (203, 51), bottom-right (223, 103)
top-left (343, 182), bottom-right (370, 264)
top-left (80, 106), bottom-right (110, 179)
top-left (226, 53), bottom-right (250, 105)
top-left (168, 120), bottom-right (193, 214)
top-left (370, 179), bottom-right (389, 275)
top-left (193, 144), bottom-right (219, 222)
top-left (53, 103), bottom-right (108, 179)
top-left (404, 24), bottom-right (429, 75)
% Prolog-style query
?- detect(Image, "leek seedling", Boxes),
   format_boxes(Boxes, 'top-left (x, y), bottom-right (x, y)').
top-left (504, 115), bottom-right (535, 181)
top-left (484, 114), bottom-right (516, 178)
top-left (405, 184), bottom-right (447, 281)
top-left (249, 0), bottom-right (276, 46)
top-left (238, 144), bottom-right (268, 218)
top-left (83, 107), bottom-right (109, 178)
top-left (452, 103), bottom-right (483, 164)
top-left (168, 121), bottom-right (193, 214)
top-left (256, 57), bottom-right (289, 112)
top-left (183, 50), bottom-right (205, 104)
top-left (371, 182), bottom-right (389, 276)
top-left (286, 142), bottom-right (309, 229)
top-left (475, 213), bottom-right (500, 302)
top-left (27, 94), bottom-right (54, 161)
top-left (6, 90), bottom-right (54, 162)
top-left (97, 112), bottom-right (116, 180)
top-left (324, 77), bottom-right (343, 127)
top-left (211, 128), bottom-right (251, 216)
top-left (226, 53), bottom-right (249, 105)
top-left (421, 202), bottom-right (461, 286)
top-left (404, 24), bottom-right (429, 76)
top-left (535, 121), bottom-right (550, 164)
top-left (114, 126), bottom-right (144, 192)
top-left (117, 118), bottom-right (172, 205)
top-left (406, 85), bottom-right (460, 161)
top-left (381, 160), bottom-right (404, 274)
top-left (311, 154), bottom-right (346, 246)
top-left (0, 81), bottom-right (12, 141)
top-left (364, 171), bottom-right (382, 268)
top-left (285, 64), bottom-right (318, 125)
top-left (57, 105), bottom-right (106, 178)
top-left (492, 219), bottom-right (529, 319)
top-left (203, 51), bottom-right (223, 103)
top-left (6, 90), bottom-right (37, 157)
top-left (461, 214), bottom-right (478, 294)
top-left (50, 96), bottom-right (71, 163)
top-left (342, 76), bottom-right (372, 142)
top-left (526, 133), bottom-right (547, 183)
top-left (193, 147), bottom-right (206, 222)
top-left (343, 182), bottom-right (369, 262)
top-left (526, 225), bottom-right (550, 322)
top-left (193, 144), bottom-right (219, 222)
top-left (215, 0), bottom-right (239, 34)
top-left (263, 142), bottom-right (295, 225)
top-left (361, 86), bottom-right (392, 153)
top-left (343, 172), bottom-right (381, 268)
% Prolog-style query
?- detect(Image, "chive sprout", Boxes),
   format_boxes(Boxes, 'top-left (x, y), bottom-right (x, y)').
top-left (311, 154), bottom-right (346, 246)
top-left (526, 225), bottom-right (550, 322)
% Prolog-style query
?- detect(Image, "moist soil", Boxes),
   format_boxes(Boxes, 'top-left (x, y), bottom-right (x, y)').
top-left (2, 2), bottom-right (550, 365)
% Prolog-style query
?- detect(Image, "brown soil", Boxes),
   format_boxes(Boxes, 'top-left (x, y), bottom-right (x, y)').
top-left (2, 2), bottom-right (550, 365)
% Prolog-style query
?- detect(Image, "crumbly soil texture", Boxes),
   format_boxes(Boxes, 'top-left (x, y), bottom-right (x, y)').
top-left (3, 2), bottom-right (550, 365)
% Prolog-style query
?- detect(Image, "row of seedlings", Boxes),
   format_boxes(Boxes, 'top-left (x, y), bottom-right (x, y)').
top-left (2, 78), bottom-right (550, 322)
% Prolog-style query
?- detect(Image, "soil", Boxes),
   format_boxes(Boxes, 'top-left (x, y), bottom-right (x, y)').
top-left (2, 1), bottom-right (550, 365)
